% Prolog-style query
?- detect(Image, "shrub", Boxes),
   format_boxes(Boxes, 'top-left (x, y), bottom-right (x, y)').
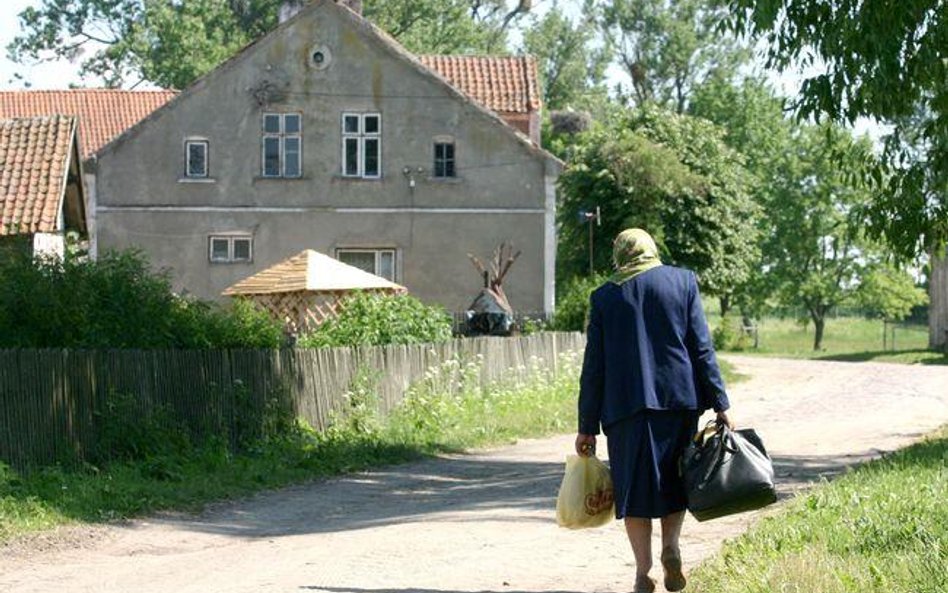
top-left (0, 249), bottom-right (282, 348)
top-left (551, 273), bottom-right (609, 331)
top-left (298, 291), bottom-right (452, 348)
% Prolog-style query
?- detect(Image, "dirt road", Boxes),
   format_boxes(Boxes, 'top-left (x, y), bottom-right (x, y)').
top-left (2, 356), bottom-right (946, 593)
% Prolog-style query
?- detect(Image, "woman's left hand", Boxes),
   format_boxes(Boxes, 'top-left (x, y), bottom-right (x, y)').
top-left (575, 433), bottom-right (597, 456)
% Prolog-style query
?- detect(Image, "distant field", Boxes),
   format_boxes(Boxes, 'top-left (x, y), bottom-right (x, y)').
top-left (707, 312), bottom-right (945, 365)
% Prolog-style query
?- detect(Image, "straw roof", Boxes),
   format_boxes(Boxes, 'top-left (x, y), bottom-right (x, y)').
top-left (223, 249), bottom-right (406, 296)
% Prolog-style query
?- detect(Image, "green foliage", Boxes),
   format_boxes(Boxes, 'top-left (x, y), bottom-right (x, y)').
top-left (298, 291), bottom-right (452, 348)
top-left (93, 392), bottom-right (191, 465)
top-left (690, 426), bottom-right (948, 593)
top-left (599, 0), bottom-right (750, 113)
top-left (856, 266), bottom-right (929, 322)
top-left (557, 104), bottom-right (759, 304)
top-left (551, 273), bottom-right (609, 332)
top-left (8, 0), bottom-right (281, 89)
top-left (364, 0), bottom-right (528, 55)
top-left (760, 124), bottom-right (879, 350)
top-left (520, 1), bottom-right (610, 110)
top-left (0, 249), bottom-right (282, 348)
top-left (727, 0), bottom-right (948, 256)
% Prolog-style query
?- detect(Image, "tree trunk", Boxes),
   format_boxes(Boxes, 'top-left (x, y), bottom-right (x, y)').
top-left (813, 315), bottom-right (826, 351)
top-left (719, 295), bottom-right (731, 319)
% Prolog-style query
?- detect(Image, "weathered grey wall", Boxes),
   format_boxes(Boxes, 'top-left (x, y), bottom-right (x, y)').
top-left (94, 0), bottom-right (555, 313)
top-left (931, 253), bottom-right (947, 349)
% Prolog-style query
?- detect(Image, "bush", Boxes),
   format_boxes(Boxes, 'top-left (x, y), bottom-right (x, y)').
top-left (551, 273), bottom-right (608, 331)
top-left (298, 291), bottom-right (452, 348)
top-left (0, 249), bottom-right (282, 348)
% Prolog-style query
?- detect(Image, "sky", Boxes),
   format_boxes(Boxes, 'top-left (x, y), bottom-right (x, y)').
top-left (0, 0), bottom-right (884, 140)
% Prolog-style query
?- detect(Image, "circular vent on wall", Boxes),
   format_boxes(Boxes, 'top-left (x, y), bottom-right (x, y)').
top-left (310, 45), bottom-right (332, 70)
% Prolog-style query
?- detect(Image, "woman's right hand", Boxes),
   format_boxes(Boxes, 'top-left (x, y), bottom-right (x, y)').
top-left (716, 410), bottom-right (735, 430)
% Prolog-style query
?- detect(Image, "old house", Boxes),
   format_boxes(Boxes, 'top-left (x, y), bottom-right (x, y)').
top-left (53, 0), bottom-right (558, 314)
top-left (0, 115), bottom-right (87, 257)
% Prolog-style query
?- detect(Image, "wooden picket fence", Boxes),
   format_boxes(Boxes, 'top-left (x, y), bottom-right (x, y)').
top-left (0, 333), bottom-right (584, 469)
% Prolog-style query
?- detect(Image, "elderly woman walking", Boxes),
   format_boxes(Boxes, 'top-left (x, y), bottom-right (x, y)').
top-left (575, 228), bottom-right (733, 593)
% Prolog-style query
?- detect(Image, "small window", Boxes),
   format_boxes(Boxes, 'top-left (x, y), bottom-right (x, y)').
top-left (341, 112), bottom-right (382, 179)
top-left (262, 113), bottom-right (302, 178)
top-left (433, 142), bottom-right (455, 178)
top-left (337, 248), bottom-right (396, 281)
top-left (209, 235), bottom-right (253, 263)
top-left (185, 140), bottom-right (209, 178)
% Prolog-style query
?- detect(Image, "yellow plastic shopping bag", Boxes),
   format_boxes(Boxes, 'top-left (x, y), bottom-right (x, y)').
top-left (555, 454), bottom-right (615, 529)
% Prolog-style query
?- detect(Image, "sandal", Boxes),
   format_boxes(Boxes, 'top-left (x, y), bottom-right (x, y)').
top-left (661, 546), bottom-right (686, 592)
top-left (633, 574), bottom-right (656, 593)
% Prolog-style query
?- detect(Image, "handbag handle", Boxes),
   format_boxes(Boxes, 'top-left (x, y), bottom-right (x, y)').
top-left (693, 421), bottom-right (740, 490)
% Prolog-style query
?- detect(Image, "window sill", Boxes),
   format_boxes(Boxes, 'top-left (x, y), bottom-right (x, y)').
top-left (332, 175), bottom-right (384, 183)
top-left (252, 176), bottom-right (307, 182)
top-left (178, 177), bottom-right (217, 184)
top-left (209, 260), bottom-right (254, 265)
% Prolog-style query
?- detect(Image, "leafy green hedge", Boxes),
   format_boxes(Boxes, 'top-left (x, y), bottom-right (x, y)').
top-left (0, 249), bottom-right (282, 348)
top-left (551, 273), bottom-right (608, 332)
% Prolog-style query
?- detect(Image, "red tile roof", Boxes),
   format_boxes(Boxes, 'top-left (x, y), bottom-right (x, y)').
top-left (0, 115), bottom-right (77, 235)
top-left (419, 55), bottom-right (541, 114)
top-left (0, 89), bottom-right (176, 159)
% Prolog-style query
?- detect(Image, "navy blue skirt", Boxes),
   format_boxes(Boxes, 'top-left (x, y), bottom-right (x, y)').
top-left (605, 410), bottom-right (699, 519)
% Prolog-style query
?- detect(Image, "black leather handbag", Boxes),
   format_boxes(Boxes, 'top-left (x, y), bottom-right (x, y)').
top-left (681, 421), bottom-right (777, 521)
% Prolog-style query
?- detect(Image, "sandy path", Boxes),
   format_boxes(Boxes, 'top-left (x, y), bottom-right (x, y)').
top-left (1, 356), bottom-right (946, 593)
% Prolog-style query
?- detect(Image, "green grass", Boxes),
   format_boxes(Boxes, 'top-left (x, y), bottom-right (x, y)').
top-left (0, 351), bottom-right (583, 543)
top-left (709, 313), bottom-right (945, 364)
top-left (689, 426), bottom-right (948, 593)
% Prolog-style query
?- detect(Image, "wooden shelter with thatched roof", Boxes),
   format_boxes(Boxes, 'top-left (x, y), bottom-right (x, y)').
top-left (223, 249), bottom-right (406, 330)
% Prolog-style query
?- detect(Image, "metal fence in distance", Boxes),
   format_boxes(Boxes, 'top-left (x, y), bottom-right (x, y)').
top-left (0, 333), bottom-right (584, 470)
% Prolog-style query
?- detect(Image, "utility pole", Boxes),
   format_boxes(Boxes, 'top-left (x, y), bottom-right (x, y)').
top-left (579, 206), bottom-right (601, 276)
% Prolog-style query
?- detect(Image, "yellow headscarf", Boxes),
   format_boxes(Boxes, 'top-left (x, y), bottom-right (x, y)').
top-left (611, 228), bottom-right (662, 284)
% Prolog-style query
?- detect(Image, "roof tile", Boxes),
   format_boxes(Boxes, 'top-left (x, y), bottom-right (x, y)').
top-left (0, 89), bottom-right (176, 159)
top-left (419, 55), bottom-right (541, 114)
top-left (0, 114), bottom-right (76, 235)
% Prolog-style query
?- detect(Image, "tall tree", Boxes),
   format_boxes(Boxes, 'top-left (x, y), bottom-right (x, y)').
top-left (557, 105), bottom-right (760, 313)
top-left (689, 75), bottom-right (793, 316)
top-left (520, 1), bottom-right (610, 110)
top-left (725, 0), bottom-right (948, 257)
top-left (8, 0), bottom-right (530, 89)
top-left (8, 0), bottom-right (282, 88)
top-left (599, 0), bottom-right (749, 113)
top-left (763, 124), bottom-right (878, 350)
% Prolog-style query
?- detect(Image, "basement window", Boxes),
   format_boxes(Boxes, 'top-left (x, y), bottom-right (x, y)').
top-left (209, 234), bottom-right (253, 263)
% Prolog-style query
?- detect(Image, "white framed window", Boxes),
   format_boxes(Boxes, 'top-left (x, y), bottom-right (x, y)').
top-left (433, 141), bottom-right (456, 178)
top-left (185, 139), bottom-right (209, 178)
top-left (341, 112), bottom-right (381, 178)
top-left (262, 113), bottom-right (302, 178)
top-left (209, 234), bottom-right (253, 263)
top-left (336, 248), bottom-right (395, 281)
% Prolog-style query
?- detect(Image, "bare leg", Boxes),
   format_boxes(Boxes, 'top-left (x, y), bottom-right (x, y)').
top-left (660, 510), bottom-right (686, 551)
top-left (623, 517), bottom-right (653, 577)
top-left (659, 511), bottom-right (687, 592)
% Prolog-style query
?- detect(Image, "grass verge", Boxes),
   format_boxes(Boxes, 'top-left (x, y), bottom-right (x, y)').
top-left (710, 314), bottom-right (945, 365)
top-left (0, 351), bottom-right (582, 543)
top-left (689, 426), bottom-right (948, 593)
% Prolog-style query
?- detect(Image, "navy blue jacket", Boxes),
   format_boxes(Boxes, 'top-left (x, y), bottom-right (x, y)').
top-left (578, 266), bottom-right (730, 435)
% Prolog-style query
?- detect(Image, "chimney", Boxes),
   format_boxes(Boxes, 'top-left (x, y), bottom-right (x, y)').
top-left (336, 0), bottom-right (363, 15)
top-left (278, 1), bottom-right (305, 23)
